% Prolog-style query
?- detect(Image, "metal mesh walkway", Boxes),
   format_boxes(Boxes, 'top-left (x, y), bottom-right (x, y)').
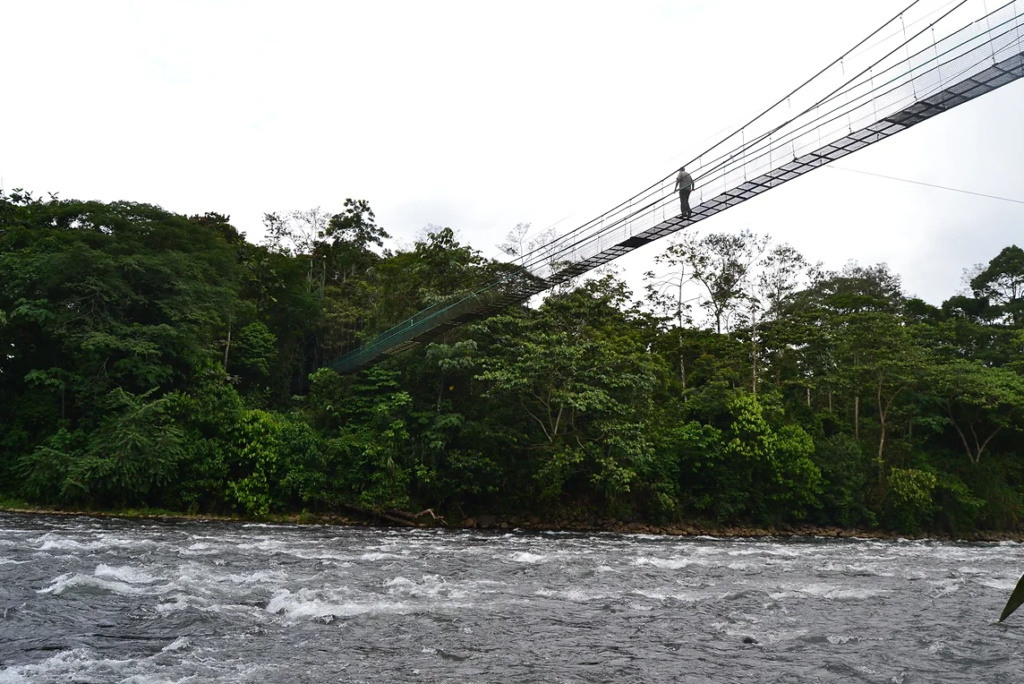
top-left (329, 0), bottom-right (1024, 374)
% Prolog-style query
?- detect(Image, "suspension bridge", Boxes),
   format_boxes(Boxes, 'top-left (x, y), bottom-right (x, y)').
top-left (328, 0), bottom-right (1024, 374)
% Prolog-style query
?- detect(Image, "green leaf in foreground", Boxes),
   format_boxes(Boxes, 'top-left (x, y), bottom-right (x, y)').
top-left (999, 573), bottom-right (1024, 622)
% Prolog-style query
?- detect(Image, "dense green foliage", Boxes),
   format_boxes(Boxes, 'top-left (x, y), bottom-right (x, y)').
top-left (3, 189), bottom-right (1024, 533)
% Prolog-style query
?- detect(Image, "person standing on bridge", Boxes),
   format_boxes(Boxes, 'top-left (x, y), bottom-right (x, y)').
top-left (675, 166), bottom-right (695, 219)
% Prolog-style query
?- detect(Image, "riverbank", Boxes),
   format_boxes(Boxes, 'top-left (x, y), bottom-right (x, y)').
top-left (2, 503), bottom-right (1021, 542)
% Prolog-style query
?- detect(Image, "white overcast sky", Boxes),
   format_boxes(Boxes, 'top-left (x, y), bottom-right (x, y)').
top-left (3, 0), bottom-right (1023, 307)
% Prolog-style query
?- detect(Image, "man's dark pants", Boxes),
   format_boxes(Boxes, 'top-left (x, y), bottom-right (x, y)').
top-left (679, 190), bottom-right (691, 218)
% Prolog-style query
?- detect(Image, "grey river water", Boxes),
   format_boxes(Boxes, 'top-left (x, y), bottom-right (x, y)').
top-left (1, 513), bottom-right (1023, 683)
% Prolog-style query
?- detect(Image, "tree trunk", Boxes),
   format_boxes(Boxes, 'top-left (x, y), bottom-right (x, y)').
top-left (678, 329), bottom-right (686, 392)
top-left (223, 316), bottom-right (232, 372)
top-left (676, 293), bottom-right (687, 395)
top-left (854, 395), bottom-right (860, 440)
top-left (751, 307), bottom-right (758, 396)
top-left (876, 383), bottom-right (903, 462)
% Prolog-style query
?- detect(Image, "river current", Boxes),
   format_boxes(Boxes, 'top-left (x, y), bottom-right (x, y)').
top-left (1, 513), bottom-right (1023, 683)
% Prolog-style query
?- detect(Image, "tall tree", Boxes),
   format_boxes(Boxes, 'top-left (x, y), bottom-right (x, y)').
top-left (970, 245), bottom-right (1024, 327)
top-left (926, 360), bottom-right (1024, 465)
top-left (646, 240), bottom-right (696, 390)
top-left (679, 229), bottom-right (769, 334)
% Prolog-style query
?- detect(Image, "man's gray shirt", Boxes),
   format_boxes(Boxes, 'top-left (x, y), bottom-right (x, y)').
top-left (676, 170), bottom-right (694, 192)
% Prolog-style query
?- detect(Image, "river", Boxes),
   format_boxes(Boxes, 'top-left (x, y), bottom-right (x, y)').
top-left (1, 513), bottom-right (1022, 682)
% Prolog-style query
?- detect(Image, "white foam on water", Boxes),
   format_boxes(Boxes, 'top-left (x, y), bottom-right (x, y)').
top-left (428, 544), bottom-right (489, 556)
top-left (164, 563), bottom-right (233, 596)
top-left (816, 562), bottom-right (889, 577)
top-left (686, 545), bottom-right (724, 557)
top-left (155, 593), bottom-right (204, 614)
top-left (727, 547), bottom-right (800, 558)
top-left (755, 628), bottom-right (809, 644)
top-left (236, 539), bottom-right (292, 553)
top-left (94, 563), bottom-right (160, 584)
top-left (0, 668), bottom-right (26, 683)
top-left (956, 566), bottom-right (988, 576)
top-left (359, 552), bottom-right (404, 561)
top-left (827, 634), bottom-right (857, 645)
top-left (141, 561), bottom-right (283, 600)
top-left (288, 547), bottom-right (356, 564)
top-left (361, 542), bottom-right (406, 552)
top-left (265, 588), bottom-right (411, 620)
top-left (153, 593), bottom-right (264, 618)
top-left (900, 569), bottom-right (929, 581)
top-left (631, 588), bottom-right (702, 604)
top-left (978, 577), bottom-right (1019, 591)
top-left (34, 534), bottom-right (156, 553)
top-left (719, 588), bottom-right (767, 601)
top-left (510, 551), bottom-right (546, 564)
top-left (179, 541), bottom-right (220, 556)
top-left (383, 574), bottom-right (468, 600)
top-left (711, 619), bottom-right (808, 645)
top-left (118, 676), bottom-right (187, 684)
top-left (161, 636), bottom-right (191, 652)
top-left (0, 642), bottom-right (277, 684)
top-left (898, 545), bottom-right (975, 562)
top-left (535, 587), bottom-right (608, 602)
top-left (223, 569), bottom-right (290, 585)
top-left (595, 564), bottom-right (616, 573)
top-left (853, 552), bottom-right (894, 561)
top-left (38, 572), bottom-right (175, 597)
top-left (799, 583), bottom-right (891, 601)
top-left (0, 648), bottom-right (133, 684)
top-left (632, 556), bottom-right (696, 570)
top-left (767, 582), bottom-right (891, 602)
top-left (928, 578), bottom-right (962, 597)
top-left (726, 561), bottom-right (758, 571)
top-left (0, 558), bottom-right (26, 565)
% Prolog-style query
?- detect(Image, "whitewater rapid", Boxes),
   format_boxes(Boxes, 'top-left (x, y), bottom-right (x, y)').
top-left (1, 513), bottom-right (1022, 682)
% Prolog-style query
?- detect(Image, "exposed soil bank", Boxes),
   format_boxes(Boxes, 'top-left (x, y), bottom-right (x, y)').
top-left (2, 504), bottom-right (1021, 542)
